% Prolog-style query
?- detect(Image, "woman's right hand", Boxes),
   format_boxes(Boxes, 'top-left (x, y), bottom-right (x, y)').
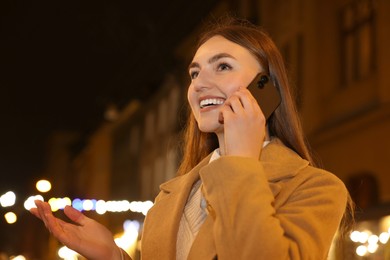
top-left (220, 87), bottom-right (266, 159)
top-left (30, 200), bottom-right (130, 260)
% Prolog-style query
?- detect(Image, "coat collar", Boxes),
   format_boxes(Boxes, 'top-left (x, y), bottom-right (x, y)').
top-left (160, 138), bottom-right (309, 193)
top-left (159, 153), bottom-right (211, 193)
top-left (141, 155), bottom-right (211, 259)
top-left (260, 138), bottom-right (309, 182)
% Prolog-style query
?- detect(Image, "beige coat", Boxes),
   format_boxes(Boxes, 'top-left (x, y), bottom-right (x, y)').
top-left (141, 139), bottom-right (348, 259)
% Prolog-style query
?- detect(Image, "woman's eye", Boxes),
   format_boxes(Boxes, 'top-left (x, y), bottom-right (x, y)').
top-left (190, 71), bottom-right (199, 79)
top-left (217, 63), bottom-right (232, 71)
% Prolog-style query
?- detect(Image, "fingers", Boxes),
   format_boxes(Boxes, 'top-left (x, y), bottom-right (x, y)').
top-left (33, 200), bottom-right (48, 220)
top-left (29, 207), bottom-right (42, 220)
top-left (221, 87), bottom-right (266, 158)
top-left (34, 200), bottom-right (55, 230)
top-left (34, 200), bottom-right (71, 243)
top-left (31, 201), bottom-right (86, 250)
top-left (33, 200), bottom-right (88, 227)
top-left (64, 205), bottom-right (87, 226)
top-left (224, 94), bottom-right (244, 114)
top-left (36, 200), bottom-right (53, 217)
top-left (222, 88), bottom-right (263, 118)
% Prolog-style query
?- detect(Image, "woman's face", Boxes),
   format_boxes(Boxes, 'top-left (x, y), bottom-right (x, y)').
top-left (188, 35), bottom-right (263, 134)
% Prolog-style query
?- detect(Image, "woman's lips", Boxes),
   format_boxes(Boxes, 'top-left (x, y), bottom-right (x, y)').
top-left (199, 98), bottom-right (225, 108)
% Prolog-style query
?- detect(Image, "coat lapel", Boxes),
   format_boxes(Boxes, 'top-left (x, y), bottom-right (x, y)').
top-left (260, 139), bottom-right (309, 199)
top-left (261, 138), bottom-right (309, 182)
top-left (141, 154), bottom-right (212, 259)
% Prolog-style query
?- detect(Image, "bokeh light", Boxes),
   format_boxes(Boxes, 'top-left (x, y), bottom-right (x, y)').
top-left (58, 246), bottom-right (79, 260)
top-left (356, 245), bottom-right (368, 256)
top-left (24, 195), bottom-right (44, 210)
top-left (4, 212), bottom-right (17, 224)
top-left (36, 180), bottom-right (52, 193)
top-left (0, 191), bottom-right (16, 207)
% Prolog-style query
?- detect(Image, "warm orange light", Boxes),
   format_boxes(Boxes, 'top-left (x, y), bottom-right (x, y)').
top-left (36, 180), bottom-right (52, 193)
top-left (4, 212), bottom-right (17, 224)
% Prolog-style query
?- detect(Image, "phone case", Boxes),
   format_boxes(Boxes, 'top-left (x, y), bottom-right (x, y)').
top-left (247, 73), bottom-right (281, 120)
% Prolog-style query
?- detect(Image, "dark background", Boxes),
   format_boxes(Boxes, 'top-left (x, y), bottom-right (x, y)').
top-left (0, 0), bottom-right (218, 195)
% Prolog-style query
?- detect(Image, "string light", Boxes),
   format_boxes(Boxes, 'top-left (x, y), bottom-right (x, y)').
top-left (24, 196), bottom-right (153, 216)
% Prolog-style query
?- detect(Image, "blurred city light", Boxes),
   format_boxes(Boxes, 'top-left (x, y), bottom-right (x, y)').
top-left (356, 245), bottom-right (368, 256)
top-left (48, 197), bottom-right (72, 212)
top-left (367, 242), bottom-right (379, 253)
top-left (350, 215), bottom-right (390, 257)
top-left (114, 220), bottom-right (140, 258)
top-left (0, 191), bottom-right (16, 207)
top-left (82, 199), bottom-right (95, 211)
top-left (350, 230), bottom-right (361, 242)
top-left (22, 195), bottom-right (153, 216)
top-left (380, 215), bottom-right (390, 232)
top-left (368, 234), bottom-right (379, 245)
top-left (36, 179), bottom-right (52, 193)
top-left (10, 255), bottom-right (26, 260)
top-left (72, 198), bottom-right (83, 211)
top-left (379, 232), bottom-right (390, 244)
top-left (58, 246), bottom-right (79, 260)
top-left (4, 212), bottom-right (17, 224)
top-left (358, 230), bottom-right (370, 243)
top-left (96, 200), bottom-right (107, 215)
top-left (24, 195), bottom-right (44, 210)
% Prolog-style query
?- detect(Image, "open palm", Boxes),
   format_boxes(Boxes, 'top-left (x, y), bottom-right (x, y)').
top-left (30, 200), bottom-right (123, 260)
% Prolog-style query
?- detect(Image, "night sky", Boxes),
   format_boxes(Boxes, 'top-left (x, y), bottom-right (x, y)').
top-left (0, 0), bottom-right (218, 195)
top-left (1, 1), bottom-right (129, 195)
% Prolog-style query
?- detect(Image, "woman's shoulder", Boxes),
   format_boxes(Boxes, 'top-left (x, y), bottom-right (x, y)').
top-left (301, 164), bottom-right (348, 194)
top-left (266, 138), bottom-right (347, 194)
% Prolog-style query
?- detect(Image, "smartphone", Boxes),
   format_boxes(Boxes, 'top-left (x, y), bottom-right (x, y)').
top-left (247, 72), bottom-right (281, 120)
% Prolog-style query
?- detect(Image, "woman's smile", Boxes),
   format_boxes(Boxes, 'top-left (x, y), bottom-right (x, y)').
top-left (199, 97), bottom-right (225, 110)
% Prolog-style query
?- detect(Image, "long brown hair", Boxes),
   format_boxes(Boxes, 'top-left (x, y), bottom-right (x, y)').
top-left (177, 17), bottom-right (314, 176)
top-left (176, 17), bottom-right (354, 241)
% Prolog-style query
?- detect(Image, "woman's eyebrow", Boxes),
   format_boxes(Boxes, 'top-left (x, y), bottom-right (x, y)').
top-left (188, 62), bottom-right (200, 71)
top-left (188, 53), bottom-right (236, 71)
top-left (209, 53), bottom-right (235, 64)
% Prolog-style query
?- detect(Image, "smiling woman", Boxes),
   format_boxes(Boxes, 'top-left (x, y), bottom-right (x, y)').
top-left (30, 17), bottom-right (352, 260)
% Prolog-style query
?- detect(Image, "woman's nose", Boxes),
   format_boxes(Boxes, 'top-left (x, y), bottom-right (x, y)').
top-left (193, 71), bottom-right (213, 92)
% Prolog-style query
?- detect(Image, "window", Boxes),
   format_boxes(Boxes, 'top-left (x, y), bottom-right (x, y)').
top-left (340, 0), bottom-right (376, 87)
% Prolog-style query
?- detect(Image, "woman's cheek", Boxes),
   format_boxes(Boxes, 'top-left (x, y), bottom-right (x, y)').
top-left (224, 80), bottom-right (243, 96)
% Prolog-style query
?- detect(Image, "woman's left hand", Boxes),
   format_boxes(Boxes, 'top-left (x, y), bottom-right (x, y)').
top-left (220, 88), bottom-right (266, 159)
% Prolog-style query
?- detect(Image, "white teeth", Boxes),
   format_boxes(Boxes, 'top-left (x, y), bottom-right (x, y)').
top-left (200, 98), bottom-right (224, 108)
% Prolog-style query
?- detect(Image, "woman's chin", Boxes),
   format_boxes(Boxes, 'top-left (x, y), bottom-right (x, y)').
top-left (198, 124), bottom-right (223, 134)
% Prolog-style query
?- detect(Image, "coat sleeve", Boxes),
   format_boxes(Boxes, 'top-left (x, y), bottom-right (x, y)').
top-left (199, 156), bottom-right (348, 260)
